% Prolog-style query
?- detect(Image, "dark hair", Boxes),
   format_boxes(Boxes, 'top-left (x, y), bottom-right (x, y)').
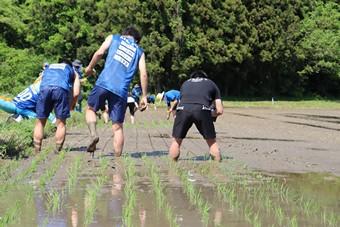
top-left (190, 70), bottom-right (208, 78)
top-left (60, 58), bottom-right (73, 67)
top-left (122, 26), bottom-right (142, 44)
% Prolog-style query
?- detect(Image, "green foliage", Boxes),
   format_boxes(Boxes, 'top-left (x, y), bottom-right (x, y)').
top-left (0, 0), bottom-right (338, 97)
top-left (0, 43), bottom-right (49, 95)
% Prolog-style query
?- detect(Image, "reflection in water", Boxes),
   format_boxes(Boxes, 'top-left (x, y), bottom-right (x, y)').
top-left (214, 209), bottom-right (222, 226)
top-left (110, 170), bottom-right (123, 226)
top-left (139, 208), bottom-right (146, 227)
top-left (71, 207), bottom-right (78, 227)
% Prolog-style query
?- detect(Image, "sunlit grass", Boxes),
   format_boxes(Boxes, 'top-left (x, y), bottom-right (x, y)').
top-left (224, 99), bottom-right (340, 109)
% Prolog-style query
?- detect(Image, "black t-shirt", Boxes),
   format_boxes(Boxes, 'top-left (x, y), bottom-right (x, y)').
top-left (179, 78), bottom-right (221, 107)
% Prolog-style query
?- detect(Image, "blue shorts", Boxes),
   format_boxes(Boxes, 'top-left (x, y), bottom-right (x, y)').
top-left (87, 86), bottom-right (127, 123)
top-left (36, 86), bottom-right (70, 120)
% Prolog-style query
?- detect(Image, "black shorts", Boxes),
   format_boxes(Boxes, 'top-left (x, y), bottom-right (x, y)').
top-left (172, 107), bottom-right (216, 139)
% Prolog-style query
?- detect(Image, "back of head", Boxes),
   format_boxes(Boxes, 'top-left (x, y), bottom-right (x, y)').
top-left (122, 26), bottom-right (142, 44)
top-left (72, 59), bottom-right (82, 68)
top-left (60, 58), bottom-right (73, 67)
top-left (190, 70), bottom-right (208, 79)
top-left (72, 59), bottom-right (83, 77)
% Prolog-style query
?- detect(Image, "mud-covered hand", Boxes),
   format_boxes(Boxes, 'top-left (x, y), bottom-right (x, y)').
top-left (139, 96), bottom-right (148, 112)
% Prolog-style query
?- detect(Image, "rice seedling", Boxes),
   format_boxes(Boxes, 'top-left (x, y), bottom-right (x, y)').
top-left (84, 157), bottom-right (109, 226)
top-left (0, 201), bottom-right (22, 226)
top-left (143, 157), bottom-right (179, 227)
top-left (66, 155), bottom-right (83, 192)
top-left (122, 156), bottom-right (137, 227)
top-left (39, 150), bottom-right (66, 188)
top-left (289, 216), bottom-right (298, 227)
top-left (167, 159), bottom-right (211, 225)
top-left (46, 189), bottom-right (62, 215)
top-left (16, 147), bottom-right (53, 182)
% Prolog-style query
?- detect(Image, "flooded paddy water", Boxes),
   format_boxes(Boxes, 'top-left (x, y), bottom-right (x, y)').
top-left (1, 108), bottom-right (340, 226)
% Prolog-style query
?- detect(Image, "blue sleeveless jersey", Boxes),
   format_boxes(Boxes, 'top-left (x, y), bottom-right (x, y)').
top-left (96, 34), bottom-right (144, 99)
top-left (40, 63), bottom-right (74, 91)
top-left (164, 90), bottom-right (180, 106)
top-left (12, 77), bottom-right (41, 110)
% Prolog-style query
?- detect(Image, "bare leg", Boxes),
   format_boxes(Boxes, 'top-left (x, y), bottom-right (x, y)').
top-left (130, 115), bottom-right (135, 124)
top-left (33, 119), bottom-right (47, 154)
top-left (206, 138), bottom-right (221, 161)
top-left (86, 106), bottom-right (99, 155)
top-left (102, 111), bottom-right (109, 124)
top-left (169, 138), bottom-right (182, 161)
top-left (112, 123), bottom-right (124, 157)
top-left (55, 118), bottom-right (66, 153)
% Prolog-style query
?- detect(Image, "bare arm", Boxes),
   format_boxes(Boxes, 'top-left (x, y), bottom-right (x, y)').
top-left (213, 99), bottom-right (223, 116)
top-left (138, 53), bottom-right (148, 110)
top-left (70, 72), bottom-right (80, 110)
top-left (85, 35), bottom-right (112, 76)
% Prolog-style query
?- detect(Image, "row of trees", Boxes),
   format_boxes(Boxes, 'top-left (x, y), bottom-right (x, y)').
top-left (0, 0), bottom-right (339, 97)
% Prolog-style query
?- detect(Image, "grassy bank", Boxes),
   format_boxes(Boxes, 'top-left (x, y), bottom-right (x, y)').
top-left (0, 113), bottom-right (54, 158)
top-left (223, 98), bottom-right (340, 109)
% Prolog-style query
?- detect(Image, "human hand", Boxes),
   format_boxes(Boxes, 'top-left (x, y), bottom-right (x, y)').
top-left (139, 96), bottom-right (148, 112)
top-left (85, 66), bottom-right (96, 77)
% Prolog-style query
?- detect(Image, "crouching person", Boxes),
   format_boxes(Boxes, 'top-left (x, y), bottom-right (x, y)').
top-left (169, 70), bottom-right (223, 161)
top-left (33, 60), bottom-right (81, 154)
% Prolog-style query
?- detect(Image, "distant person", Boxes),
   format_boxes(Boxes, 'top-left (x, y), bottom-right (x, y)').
top-left (0, 64), bottom-right (56, 123)
top-left (161, 90), bottom-right (180, 120)
top-left (147, 94), bottom-right (156, 110)
top-left (169, 70), bottom-right (223, 161)
top-left (33, 60), bottom-right (81, 154)
top-left (72, 59), bottom-right (84, 112)
top-left (126, 93), bottom-right (138, 124)
top-left (131, 83), bottom-right (142, 103)
top-left (85, 26), bottom-right (148, 157)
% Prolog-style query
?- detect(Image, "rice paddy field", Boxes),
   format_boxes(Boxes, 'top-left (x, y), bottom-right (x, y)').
top-left (0, 106), bottom-right (340, 226)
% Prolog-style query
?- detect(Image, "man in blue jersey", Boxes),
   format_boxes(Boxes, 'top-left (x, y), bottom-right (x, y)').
top-left (33, 60), bottom-right (81, 154)
top-left (0, 76), bottom-right (56, 123)
top-left (162, 90), bottom-right (180, 120)
top-left (85, 26), bottom-right (148, 157)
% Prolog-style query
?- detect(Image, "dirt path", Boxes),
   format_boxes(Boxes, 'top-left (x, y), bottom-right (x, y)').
top-left (63, 107), bottom-right (340, 176)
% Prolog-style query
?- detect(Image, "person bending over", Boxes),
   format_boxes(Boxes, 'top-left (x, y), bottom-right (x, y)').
top-left (33, 60), bottom-right (81, 154)
top-left (169, 70), bottom-right (223, 161)
top-left (162, 90), bottom-right (180, 120)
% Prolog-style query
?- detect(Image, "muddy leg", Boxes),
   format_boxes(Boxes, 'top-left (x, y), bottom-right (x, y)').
top-left (169, 138), bottom-right (182, 161)
top-left (206, 138), bottom-right (221, 162)
top-left (112, 123), bottom-right (124, 157)
top-left (55, 118), bottom-right (66, 154)
top-left (86, 107), bottom-right (99, 156)
top-left (33, 119), bottom-right (47, 154)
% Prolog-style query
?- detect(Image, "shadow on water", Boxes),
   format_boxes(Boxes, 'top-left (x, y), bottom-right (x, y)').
top-left (284, 121), bottom-right (340, 131)
top-left (283, 113), bottom-right (340, 124)
top-left (180, 154), bottom-right (233, 161)
top-left (69, 146), bottom-right (88, 152)
top-left (221, 136), bottom-right (304, 142)
top-left (227, 112), bottom-right (268, 119)
top-left (129, 150), bottom-right (168, 158)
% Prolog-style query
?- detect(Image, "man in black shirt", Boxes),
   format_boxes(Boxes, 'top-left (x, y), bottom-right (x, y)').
top-left (169, 70), bottom-right (223, 161)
